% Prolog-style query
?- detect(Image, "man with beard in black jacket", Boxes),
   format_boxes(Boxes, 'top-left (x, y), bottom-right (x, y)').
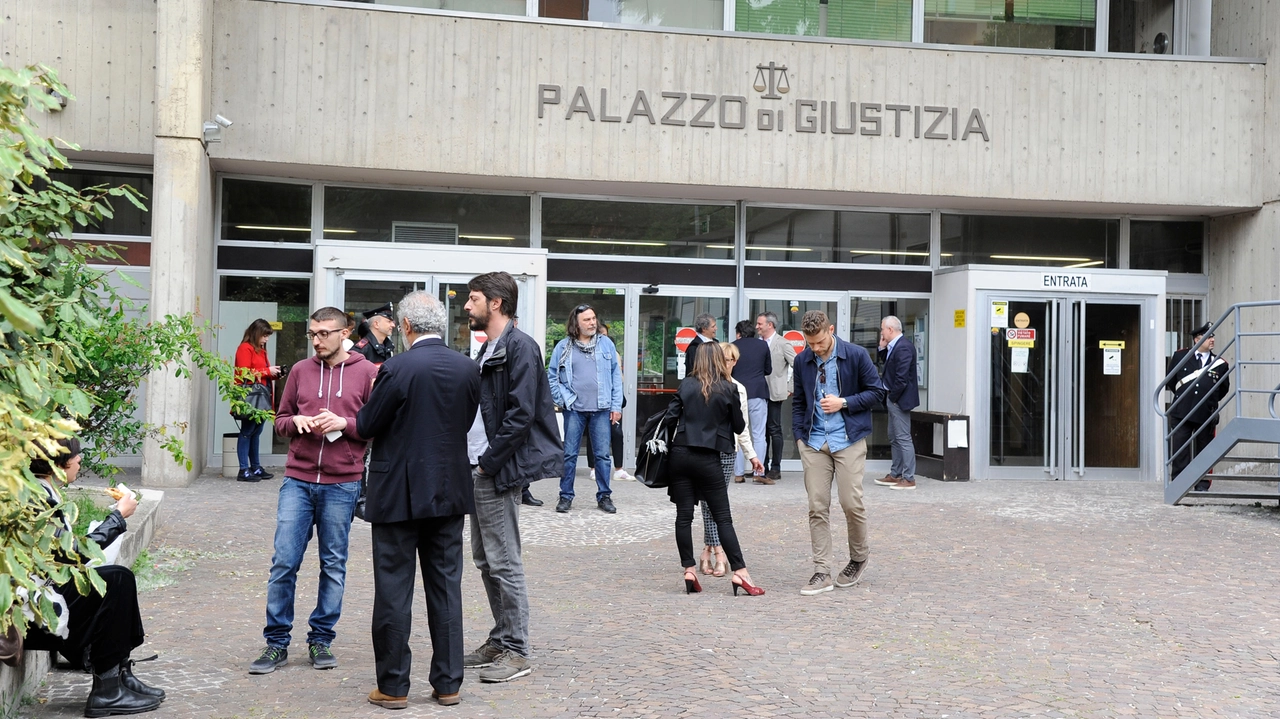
top-left (461, 271), bottom-right (562, 684)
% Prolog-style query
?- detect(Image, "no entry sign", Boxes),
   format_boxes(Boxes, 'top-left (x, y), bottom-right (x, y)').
top-left (674, 327), bottom-right (698, 353)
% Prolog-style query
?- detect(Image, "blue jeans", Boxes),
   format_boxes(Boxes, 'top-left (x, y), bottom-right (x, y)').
top-left (559, 410), bottom-right (613, 502)
top-left (263, 478), bottom-right (360, 648)
top-left (237, 419), bottom-right (265, 470)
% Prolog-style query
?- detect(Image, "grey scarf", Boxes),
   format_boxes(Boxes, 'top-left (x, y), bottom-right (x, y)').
top-left (573, 333), bottom-right (599, 358)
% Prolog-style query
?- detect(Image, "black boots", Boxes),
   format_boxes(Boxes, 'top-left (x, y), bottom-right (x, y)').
top-left (84, 664), bottom-right (162, 717)
top-left (119, 659), bottom-right (165, 701)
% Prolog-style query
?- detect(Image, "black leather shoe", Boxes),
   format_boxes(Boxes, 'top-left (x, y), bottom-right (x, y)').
top-left (84, 665), bottom-right (162, 718)
top-left (119, 659), bottom-right (165, 701)
top-left (598, 497), bottom-right (617, 514)
top-left (555, 497), bottom-right (572, 513)
top-left (765, 470), bottom-right (782, 480)
top-left (522, 490), bottom-right (543, 507)
top-left (236, 469), bottom-right (260, 483)
top-left (251, 467), bottom-right (274, 480)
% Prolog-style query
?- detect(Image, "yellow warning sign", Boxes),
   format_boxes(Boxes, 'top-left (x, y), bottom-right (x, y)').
top-left (1008, 339), bottom-right (1035, 348)
top-left (953, 310), bottom-right (966, 328)
top-left (269, 321), bottom-right (284, 331)
top-left (1098, 340), bottom-right (1125, 349)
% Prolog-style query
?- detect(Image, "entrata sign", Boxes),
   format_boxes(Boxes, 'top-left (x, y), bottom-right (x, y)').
top-left (538, 62), bottom-right (990, 142)
top-left (783, 330), bottom-right (806, 353)
top-left (674, 327), bottom-right (698, 354)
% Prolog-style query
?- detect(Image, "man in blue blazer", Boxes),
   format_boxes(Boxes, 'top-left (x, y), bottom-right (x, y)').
top-left (357, 291), bottom-right (480, 709)
top-left (792, 310), bottom-right (886, 596)
top-left (873, 316), bottom-right (921, 491)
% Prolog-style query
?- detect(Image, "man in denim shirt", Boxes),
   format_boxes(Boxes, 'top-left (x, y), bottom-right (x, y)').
top-left (791, 310), bottom-right (886, 596)
top-left (547, 304), bottom-right (623, 514)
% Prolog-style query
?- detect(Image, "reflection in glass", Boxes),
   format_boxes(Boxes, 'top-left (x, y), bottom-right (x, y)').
top-left (543, 198), bottom-right (735, 259)
top-left (735, 0), bottom-right (911, 40)
top-left (746, 208), bottom-right (930, 264)
top-left (940, 215), bottom-right (1119, 268)
top-left (221, 179), bottom-right (313, 244)
top-left (990, 300), bottom-right (1051, 467)
top-left (850, 298), bottom-right (929, 460)
top-left (323, 187), bottom-right (531, 247)
top-left (216, 277), bottom-right (311, 454)
top-left (1130, 220), bottom-right (1204, 273)
top-left (588, 0), bottom-right (724, 28)
top-left (351, 0), bottom-right (525, 15)
top-left (47, 170), bottom-right (153, 237)
top-left (924, 0), bottom-right (1095, 50)
top-left (634, 295), bottom-right (729, 448)
top-left (1108, 0), bottom-right (1174, 54)
top-left (545, 288), bottom-right (627, 366)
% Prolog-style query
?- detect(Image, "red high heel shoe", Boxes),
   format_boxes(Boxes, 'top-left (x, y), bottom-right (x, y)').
top-left (731, 575), bottom-right (765, 596)
top-left (684, 570), bottom-right (703, 594)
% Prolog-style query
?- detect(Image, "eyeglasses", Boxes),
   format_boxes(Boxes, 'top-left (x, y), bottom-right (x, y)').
top-left (818, 365), bottom-right (827, 385)
top-left (306, 328), bottom-right (345, 340)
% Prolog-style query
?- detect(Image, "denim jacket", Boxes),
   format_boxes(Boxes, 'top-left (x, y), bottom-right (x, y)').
top-left (547, 336), bottom-right (623, 413)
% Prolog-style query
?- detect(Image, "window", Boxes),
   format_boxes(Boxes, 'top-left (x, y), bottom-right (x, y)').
top-left (940, 214), bottom-right (1119, 268)
top-left (540, 0), bottom-right (724, 29)
top-left (925, 0), bottom-right (1096, 50)
top-left (215, 276), bottom-right (312, 455)
top-left (350, 0), bottom-right (525, 15)
top-left (543, 198), bottom-right (735, 259)
top-left (221, 179), bottom-right (313, 244)
top-left (745, 208), bottom-right (930, 265)
top-left (47, 169), bottom-right (152, 237)
top-left (736, 0), bottom-right (912, 41)
top-left (323, 187), bottom-right (531, 248)
top-left (1108, 0), bottom-right (1173, 54)
top-left (851, 297), bottom-right (929, 460)
top-left (1130, 220), bottom-right (1203, 274)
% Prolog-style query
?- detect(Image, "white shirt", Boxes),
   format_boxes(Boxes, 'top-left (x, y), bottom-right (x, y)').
top-left (466, 341), bottom-right (497, 465)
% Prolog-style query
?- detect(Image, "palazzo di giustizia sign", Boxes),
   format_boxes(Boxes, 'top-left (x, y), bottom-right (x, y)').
top-left (538, 62), bottom-right (990, 142)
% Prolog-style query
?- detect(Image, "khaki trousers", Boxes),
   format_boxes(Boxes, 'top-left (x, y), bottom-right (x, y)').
top-left (798, 439), bottom-right (869, 573)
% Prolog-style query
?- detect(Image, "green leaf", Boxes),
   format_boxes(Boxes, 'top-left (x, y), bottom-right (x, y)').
top-left (0, 286), bottom-right (44, 333)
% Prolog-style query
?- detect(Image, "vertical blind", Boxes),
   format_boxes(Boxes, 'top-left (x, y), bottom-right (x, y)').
top-left (736, 0), bottom-right (913, 41)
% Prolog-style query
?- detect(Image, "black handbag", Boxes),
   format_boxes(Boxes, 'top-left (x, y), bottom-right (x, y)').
top-left (232, 383), bottom-right (272, 420)
top-left (634, 402), bottom-right (681, 489)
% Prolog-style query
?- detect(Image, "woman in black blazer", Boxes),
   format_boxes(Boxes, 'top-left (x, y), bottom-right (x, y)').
top-left (667, 342), bottom-right (765, 596)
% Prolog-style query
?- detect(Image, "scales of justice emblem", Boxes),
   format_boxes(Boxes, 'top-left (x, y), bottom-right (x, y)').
top-left (753, 62), bottom-right (790, 100)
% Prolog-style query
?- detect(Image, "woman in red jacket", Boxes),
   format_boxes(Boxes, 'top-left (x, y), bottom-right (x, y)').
top-left (234, 319), bottom-right (281, 482)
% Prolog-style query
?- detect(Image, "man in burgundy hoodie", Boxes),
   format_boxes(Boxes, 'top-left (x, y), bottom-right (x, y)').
top-left (247, 306), bottom-right (379, 676)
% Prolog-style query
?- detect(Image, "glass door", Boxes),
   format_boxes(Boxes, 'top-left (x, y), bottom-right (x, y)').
top-left (340, 276), bottom-right (429, 354)
top-left (984, 294), bottom-right (1148, 480)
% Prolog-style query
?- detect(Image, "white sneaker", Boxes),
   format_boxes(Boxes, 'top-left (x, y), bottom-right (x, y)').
top-left (613, 469), bottom-right (635, 482)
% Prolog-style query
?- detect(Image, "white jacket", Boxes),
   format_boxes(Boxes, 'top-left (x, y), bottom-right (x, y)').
top-left (731, 378), bottom-right (757, 460)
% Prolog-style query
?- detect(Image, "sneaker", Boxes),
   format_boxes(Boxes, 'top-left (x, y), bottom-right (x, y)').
top-left (308, 643), bottom-right (337, 670)
top-left (598, 496), bottom-right (617, 514)
top-left (613, 469), bottom-right (634, 482)
top-left (835, 558), bottom-right (869, 588)
top-left (462, 642), bottom-right (503, 669)
top-left (874, 474), bottom-right (900, 486)
top-left (249, 646), bottom-right (288, 674)
top-left (799, 572), bottom-right (833, 596)
top-left (477, 650), bottom-right (532, 683)
top-left (891, 478), bottom-right (917, 490)
top-left (251, 466), bottom-right (274, 480)
top-left (236, 468), bottom-right (260, 483)
top-left (555, 497), bottom-right (572, 513)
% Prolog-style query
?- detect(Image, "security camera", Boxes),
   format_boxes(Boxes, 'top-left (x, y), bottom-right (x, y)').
top-left (214, 114), bottom-right (233, 128)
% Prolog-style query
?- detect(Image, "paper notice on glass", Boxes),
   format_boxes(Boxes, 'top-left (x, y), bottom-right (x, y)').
top-left (947, 419), bottom-right (968, 448)
top-left (1010, 346), bottom-right (1029, 374)
top-left (990, 301), bottom-right (1009, 328)
top-left (1103, 348), bottom-right (1122, 375)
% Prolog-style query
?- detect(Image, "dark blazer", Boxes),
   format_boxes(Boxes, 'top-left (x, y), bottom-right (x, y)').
top-left (356, 337), bottom-right (480, 523)
top-left (877, 336), bottom-right (920, 411)
top-left (732, 337), bottom-right (773, 401)
top-left (684, 334), bottom-right (709, 376)
top-left (670, 377), bottom-right (745, 454)
top-left (475, 322), bottom-right (563, 493)
top-left (792, 337), bottom-right (886, 446)
top-left (1165, 349), bottom-right (1230, 426)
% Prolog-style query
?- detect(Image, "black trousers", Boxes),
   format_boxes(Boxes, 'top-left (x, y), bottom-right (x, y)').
top-left (669, 446), bottom-right (745, 572)
top-left (371, 515), bottom-right (465, 696)
top-left (585, 418), bottom-right (625, 470)
top-left (764, 399), bottom-right (784, 473)
top-left (24, 565), bottom-right (145, 673)
top-left (1169, 419), bottom-right (1215, 489)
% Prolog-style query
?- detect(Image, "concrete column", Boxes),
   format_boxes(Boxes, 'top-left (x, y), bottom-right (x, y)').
top-left (143, 0), bottom-right (215, 487)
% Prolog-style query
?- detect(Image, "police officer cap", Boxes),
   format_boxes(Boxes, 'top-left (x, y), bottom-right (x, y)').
top-left (1191, 322), bottom-right (1213, 338)
top-left (363, 303), bottom-right (394, 321)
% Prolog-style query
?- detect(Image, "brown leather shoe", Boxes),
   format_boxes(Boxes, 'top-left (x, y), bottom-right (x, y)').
top-left (431, 689), bottom-right (461, 706)
top-left (891, 478), bottom-right (917, 491)
top-left (368, 689), bottom-right (408, 709)
top-left (753, 476), bottom-right (775, 485)
top-left (732, 475), bottom-right (745, 483)
top-left (874, 474), bottom-right (900, 486)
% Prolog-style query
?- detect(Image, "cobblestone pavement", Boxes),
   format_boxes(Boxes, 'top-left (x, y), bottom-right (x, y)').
top-left (21, 470), bottom-right (1280, 718)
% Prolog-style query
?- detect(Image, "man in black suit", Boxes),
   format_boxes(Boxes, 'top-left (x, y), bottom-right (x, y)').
top-left (357, 291), bottom-right (480, 709)
top-left (683, 312), bottom-right (718, 378)
top-left (731, 320), bottom-right (773, 484)
top-left (873, 315), bottom-right (921, 491)
top-left (1166, 322), bottom-right (1230, 491)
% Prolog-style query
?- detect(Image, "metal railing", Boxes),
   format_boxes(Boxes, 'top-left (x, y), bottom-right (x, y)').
top-left (1153, 300), bottom-right (1280, 504)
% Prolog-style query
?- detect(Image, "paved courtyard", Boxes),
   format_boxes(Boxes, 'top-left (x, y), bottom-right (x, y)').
top-left (20, 470), bottom-right (1280, 718)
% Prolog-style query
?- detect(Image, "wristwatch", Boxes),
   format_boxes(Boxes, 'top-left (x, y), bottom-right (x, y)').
top-left (841, 398), bottom-right (848, 410)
